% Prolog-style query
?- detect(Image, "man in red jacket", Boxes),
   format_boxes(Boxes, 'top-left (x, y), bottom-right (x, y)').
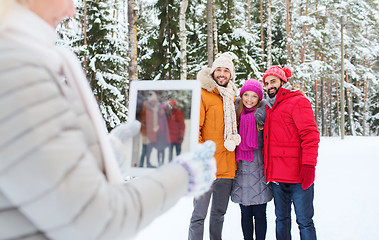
top-left (262, 66), bottom-right (320, 240)
top-left (166, 99), bottom-right (186, 161)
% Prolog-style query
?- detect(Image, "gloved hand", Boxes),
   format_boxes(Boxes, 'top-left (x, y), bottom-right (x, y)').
top-left (110, 120), bottom-right (141, 143)
top-left (174, 141), bottom-right (217, 197)
top-left (254, 99), bottom-right (267, 126)
top-left (109, 120), bottom-right (141, 177)
top-left (300, 164), bottom-right (315, 190)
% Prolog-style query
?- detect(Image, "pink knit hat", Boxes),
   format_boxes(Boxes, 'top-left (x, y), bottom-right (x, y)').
top-left (240, 79), bottom-right (264, 101)
top-left (262, 65), bottom-right (292, 83)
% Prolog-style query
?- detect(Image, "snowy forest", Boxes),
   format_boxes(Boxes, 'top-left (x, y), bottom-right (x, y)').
top-left (57, 0), bottom-right (379, 136)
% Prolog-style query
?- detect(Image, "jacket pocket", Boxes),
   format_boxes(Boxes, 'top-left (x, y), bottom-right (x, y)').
top-left (269, 146), bottom-right (301, 181)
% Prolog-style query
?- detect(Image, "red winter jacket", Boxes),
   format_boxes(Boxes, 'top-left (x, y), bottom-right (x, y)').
top-left (166, 108), bottom-right (185, 144)
top-left (263, 88), bottom-right (320, 183)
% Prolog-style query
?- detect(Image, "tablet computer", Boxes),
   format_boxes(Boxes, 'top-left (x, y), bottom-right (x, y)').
top-left (126, 80), bottom-right (201, 176)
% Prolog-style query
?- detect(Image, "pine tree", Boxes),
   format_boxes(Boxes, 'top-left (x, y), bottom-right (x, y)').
top-left (57, 0), bottom-right (379, 135)
top-left (59, 0), bottom-right (129, 130)
top-left (138, 0), bottom-right (181, 80)
top-left (215, 0), bottom-right (262, 85)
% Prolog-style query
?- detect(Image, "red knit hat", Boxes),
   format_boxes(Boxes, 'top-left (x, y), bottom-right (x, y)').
top-left (240, 79), bottom-right (264, 101)
top-left (168, 99), bottom-right (176, 106)
top-left (262, 65), bottom-right (292, 83)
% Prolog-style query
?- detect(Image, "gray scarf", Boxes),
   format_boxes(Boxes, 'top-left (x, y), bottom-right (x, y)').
top-left (266, 82), bottom-right (292, 108)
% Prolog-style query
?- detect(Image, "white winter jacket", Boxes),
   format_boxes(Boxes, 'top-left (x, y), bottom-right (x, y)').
top-left (0, 3), bottom-right (188, 240)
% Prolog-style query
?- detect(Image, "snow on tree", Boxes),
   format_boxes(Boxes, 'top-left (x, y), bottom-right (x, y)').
top-left (57, 0), bottom-right (378, 135)
top-left (58, 0), bottom-right (129, 130)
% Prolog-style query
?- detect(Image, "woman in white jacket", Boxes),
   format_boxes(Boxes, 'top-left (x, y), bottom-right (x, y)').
top-left (0, 0), bottom-right (216, 239)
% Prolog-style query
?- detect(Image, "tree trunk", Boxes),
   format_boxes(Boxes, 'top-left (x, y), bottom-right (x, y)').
top-left (247, 0), bottom-right (251, 33)
top-left (327, 75), bottom-right (332, 136)
top-left (340, 16), bottom-right (345, 139)
top-left (179, 0), bottom-right (188, 80)
top-left (286, 0), bottom-right (291, 62)
top-left (322, 54), bottom-right (332, 136)
top-left (362, 60), bottom-right (369, 136)
top-left (301, 0), bottom-right (308, 63)
top-left (128, 0), bottom-right (138, 82)
top-left (267, 0), bottom-right (272, 67)
top-left (314, 52), bottom-right (319, 130)
top-left (83, 0), bottom-right (88, 76)
top-left (345, 70), bottom-right (355, 136)
top-left (355, 58), bottom-right (361, 123)
top-left (335, 67), bottom-right (340, 136)
top-left (321, 73), bottom-right (327, 136)
top-left (207, 0), bottom-right (214, 67)
top-left (260, 0), bottom-right (265, 65)
top-left (213, 0), bottom-right (218, 56)
top-left (112, 0), bottom-right (118, 38)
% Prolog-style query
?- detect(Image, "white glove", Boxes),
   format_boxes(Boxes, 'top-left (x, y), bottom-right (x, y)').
top-left (109, 120), bottom-right (141, 177)
top-left (174, 141), bottom-right (217, 197)
top-left (110, 120), bottom-right (141, 143)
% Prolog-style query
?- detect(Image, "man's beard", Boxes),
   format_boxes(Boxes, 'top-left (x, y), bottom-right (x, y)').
top-left (215, 79), bottom-right (230, 87)
top-left (268, 86), bottom-right (280, 98)
top-left (213, 74), bottom-right (229, 87)
top-left (216, 81), bottom-right (228, 87)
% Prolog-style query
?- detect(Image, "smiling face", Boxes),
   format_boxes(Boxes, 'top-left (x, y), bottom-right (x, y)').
top-left (28, 0), bottom-right (76, 28)
top-left (264, 75), bottom-right (283, 98)
top-left (241, 91), bottom-right (259, 109)
top-left (213, 67), bottom-right (231, 87)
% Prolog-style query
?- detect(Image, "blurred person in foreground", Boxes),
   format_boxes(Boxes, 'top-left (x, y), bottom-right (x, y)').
top-left (262, 65), bottom-right (320, 240)
top-left (0, 0), bottom-right (216, 239)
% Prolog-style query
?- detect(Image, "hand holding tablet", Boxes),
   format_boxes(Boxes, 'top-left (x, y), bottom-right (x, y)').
top-left (125, 80), bottom-right (201, 176)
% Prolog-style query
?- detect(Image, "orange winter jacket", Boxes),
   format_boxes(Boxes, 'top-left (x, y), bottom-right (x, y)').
top-left (140, 104), bottom-right (159, 142)
top-left (197, 68), bottom-right (237, 179)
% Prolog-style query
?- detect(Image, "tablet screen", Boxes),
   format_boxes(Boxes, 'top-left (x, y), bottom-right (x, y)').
top-left (126, 80), bottom-right (201, 176)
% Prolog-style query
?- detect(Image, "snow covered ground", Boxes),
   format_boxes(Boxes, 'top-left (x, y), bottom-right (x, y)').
top-left (133, 136), bottom-right (379, 240)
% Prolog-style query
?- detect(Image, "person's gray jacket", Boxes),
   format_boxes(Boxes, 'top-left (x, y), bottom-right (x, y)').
top-left (0, 40), bottom-right (188, 240)
top-left (231, 100), bottom-right (273, 206)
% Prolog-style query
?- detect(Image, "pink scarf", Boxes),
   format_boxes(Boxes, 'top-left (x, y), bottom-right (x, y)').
top-left (236, 107), bottom-right (258, 162)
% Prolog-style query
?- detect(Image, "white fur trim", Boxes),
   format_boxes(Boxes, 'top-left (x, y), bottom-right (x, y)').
top-left (197, 67), bottom-right (217, 92)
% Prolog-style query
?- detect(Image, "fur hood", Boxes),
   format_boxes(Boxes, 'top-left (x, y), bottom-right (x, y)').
top-left (196, 67), bottom-right (218, 92)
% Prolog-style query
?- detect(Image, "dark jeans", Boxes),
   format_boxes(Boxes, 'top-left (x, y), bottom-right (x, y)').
top-left (168, 142), bottom-right (182, 161)
top-left (139, 143), bottom-right (154, 167)
top-left (272, 183), bottom-right (316, 240)
top-left (188, 178), bottom-right (233, 240)
top-left (157, 150), bottom-right (165, 166)
top-left (239, 203), bottom-right (267, 240)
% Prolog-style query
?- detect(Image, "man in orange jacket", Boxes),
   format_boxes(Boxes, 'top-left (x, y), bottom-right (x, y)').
top-left (188, 53), bottom-right (241, 240)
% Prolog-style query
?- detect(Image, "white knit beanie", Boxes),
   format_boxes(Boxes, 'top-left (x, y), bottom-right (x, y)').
top-left (210, 52), bottom-right (236, 80)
